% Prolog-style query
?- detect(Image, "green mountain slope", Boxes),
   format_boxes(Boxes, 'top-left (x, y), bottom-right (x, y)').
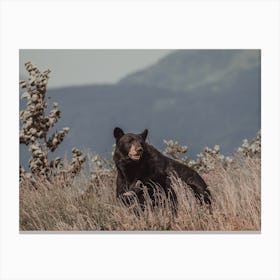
top-left (119, 49), bottom-right (260, 93)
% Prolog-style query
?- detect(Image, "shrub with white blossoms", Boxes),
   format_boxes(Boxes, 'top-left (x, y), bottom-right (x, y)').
top-left (237, 130), bottom-right (261, 158)
top-left (163, 130), bottom-right (261, 173)
top-left (19, 62), bottom-right (86, 182)
top-left (163, 141), bottom-right (229, 173)
top-left (163, 140), bottom-right (188, 160)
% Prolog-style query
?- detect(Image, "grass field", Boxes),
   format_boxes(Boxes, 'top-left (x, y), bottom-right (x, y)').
top-left (20, 154), bottom-right (261, 231)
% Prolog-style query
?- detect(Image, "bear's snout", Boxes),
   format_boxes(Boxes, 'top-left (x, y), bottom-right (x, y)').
top-left (136, 147), bottom-right (143, 153)
top-left (128, 142), bottom-right (144, 160)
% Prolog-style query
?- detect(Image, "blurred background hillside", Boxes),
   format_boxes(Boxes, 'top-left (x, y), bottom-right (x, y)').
top-left (19, 49), bottom-right (261, 169)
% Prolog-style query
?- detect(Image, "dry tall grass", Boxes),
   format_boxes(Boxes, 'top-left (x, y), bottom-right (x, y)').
top-left (20, 154), bottom-right (260, 231)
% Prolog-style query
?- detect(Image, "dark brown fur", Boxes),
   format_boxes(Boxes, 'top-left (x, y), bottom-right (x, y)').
top-left (113, 127), bottom-right (211, 211)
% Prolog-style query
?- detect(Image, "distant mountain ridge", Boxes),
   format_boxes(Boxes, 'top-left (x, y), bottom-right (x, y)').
top-left (20, 50), bottom-right (261, 169)
top-left (119, 49), bottom-right (260, 93)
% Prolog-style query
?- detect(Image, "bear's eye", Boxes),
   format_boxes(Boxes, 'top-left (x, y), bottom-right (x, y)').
top-left (123, 142), bottom-right (131, 150)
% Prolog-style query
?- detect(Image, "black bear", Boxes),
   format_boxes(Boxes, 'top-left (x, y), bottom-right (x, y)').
top-left (113, 127), bottom-right (211, 211)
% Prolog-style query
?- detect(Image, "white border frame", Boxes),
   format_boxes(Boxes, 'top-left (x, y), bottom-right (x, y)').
top-left (1, 1), bottom-right (279, 279)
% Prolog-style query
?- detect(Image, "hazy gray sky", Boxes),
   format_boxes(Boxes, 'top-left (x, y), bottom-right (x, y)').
top-left (19, 50), bottom-right (172, 88)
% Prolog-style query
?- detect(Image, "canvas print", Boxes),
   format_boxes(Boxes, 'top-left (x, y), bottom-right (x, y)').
top-left (19, 49), bottom-right (261, 231)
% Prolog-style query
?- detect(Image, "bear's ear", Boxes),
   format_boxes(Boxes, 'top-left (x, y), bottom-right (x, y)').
top-left (140, 129), bottom-right (148, 141)
top-left (114, 127), bottom-right (124, 140)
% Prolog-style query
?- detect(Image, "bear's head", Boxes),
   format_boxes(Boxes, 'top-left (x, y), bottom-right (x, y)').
top-left (113, 127), bottom-right (148, 161)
